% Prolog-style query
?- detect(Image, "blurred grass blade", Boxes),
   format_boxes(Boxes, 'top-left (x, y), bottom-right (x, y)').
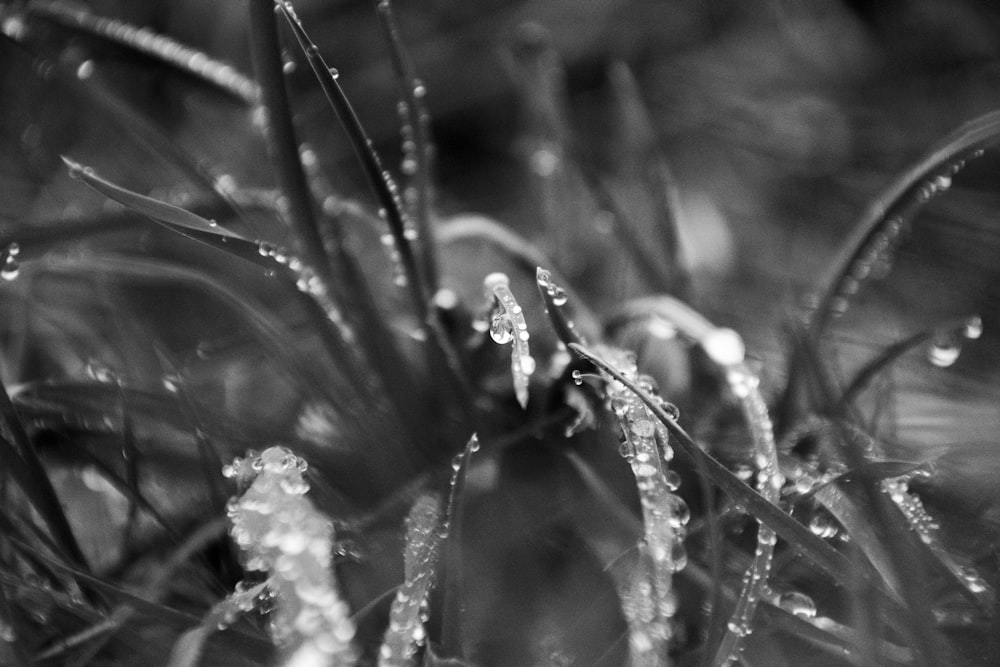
top-left (60, 156), bottom-right (244, 239)
top-left (27, 0), bottom-right (258, 103)
top-left (375, 0), bottom-right (438, 291)
top-left (0, 381), bottom-right (88, 569)
top-left (568, 342), bottom-right (896, 603)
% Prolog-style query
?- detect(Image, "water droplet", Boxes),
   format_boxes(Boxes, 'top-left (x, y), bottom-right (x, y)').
top-left (550, 286), bottom-right (568, 306)
top-left (489, 313), bottom-right (514, 344)
top-left (630, 419), bottom-right (655, 438)
top-left (664, 470), bottom-right (681, 491)
top-left (809, 511), bottom-right (838, 539)
top-left (520, 355), bottom-right (536, 375)
top-left (530, 148), bottom-right (559, 177)
top-left (701, 328), bottom-right (746, 366)
top-left (611, 396), bottom-right (630, 417)
top-left (964, 315), bottom-right (983, 340)
top-left (329, 67), bottom-right (339, 79)
top-left (778, 590), bottom-right (816, 619)
top-left (76, 59), bottom-right (94, 79)
top-left (928, 334), bottom-right (961, 368)
top-left (162, 374), bottom-right (180, 393)
top-left (1, 259), bottom-right (19, 281)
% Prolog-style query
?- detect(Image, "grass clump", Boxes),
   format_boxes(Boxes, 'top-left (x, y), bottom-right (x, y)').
top-left (1, 1), bottom-right (1000, 666)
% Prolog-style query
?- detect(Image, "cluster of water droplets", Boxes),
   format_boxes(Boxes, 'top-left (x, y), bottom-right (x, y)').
top-left (592, 347), bottom-right (687, 663)
top-left (480, 273), bottom-right (535, 409)
top-left (690, 324), bottom-right (782, 665)
top-left (257, 239), bottom-right (353, 343)
top-left (378, 492), bottom-right (443, 667)
top-left (927, 315), bottom-right (983, 368)
top-left (2, 242), bottom-right (20, 281)
top-left (882, 471), bottom-right (990, 600)
top-left (224, 446), bottom-right (357, 664)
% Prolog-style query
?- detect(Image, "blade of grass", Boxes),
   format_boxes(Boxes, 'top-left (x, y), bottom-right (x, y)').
top-left (277, 2), bottom-right (475, 428)
top-left (27, 0), bottom-right (258, 103)
top-left (568, 343), bottom-right (895, 603)
top-left (375, 0), bottom-right (438, 292)
top-left (810, 110), bottom-right (1000, 334)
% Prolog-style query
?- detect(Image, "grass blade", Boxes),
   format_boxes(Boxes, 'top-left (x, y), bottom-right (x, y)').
top-left (568, 343), bottom-right (892, 602)
top-left (27, 0), bottom-right (258, 104)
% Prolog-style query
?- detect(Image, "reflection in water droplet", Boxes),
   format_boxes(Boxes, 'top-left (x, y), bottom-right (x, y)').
top-left (778, 590), bottom-right (817, 619)
top-left (489, 313), bottom-right (514, 344)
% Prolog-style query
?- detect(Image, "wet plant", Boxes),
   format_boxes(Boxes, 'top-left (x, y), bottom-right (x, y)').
top-left (1, 1), bottom-right (999, 666)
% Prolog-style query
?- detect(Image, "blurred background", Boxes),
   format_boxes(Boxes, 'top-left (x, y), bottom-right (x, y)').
top-left (7, 0), bottom-right (1000, 362)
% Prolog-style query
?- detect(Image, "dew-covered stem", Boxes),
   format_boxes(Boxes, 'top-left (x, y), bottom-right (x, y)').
top-left (378, 493), bottom-right (444, 666)
top-left (247, 0), bottom-right (341, 311)
top-left (225, 447), bottom-right (357, 665)
top-left (483, 273), bottom-right (534, 409)
top-left (275, 2), bottom-right (430, 319)
top-left (375, 0), bottom-right (438, 292)
top-left (809, 110), bottom-right (1000, 334)
top-left (28, 0), bottom-right (258, 103)
top-left (568, 343), bottom-right (896, 602)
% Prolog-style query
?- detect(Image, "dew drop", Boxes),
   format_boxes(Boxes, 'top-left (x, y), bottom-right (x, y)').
top-left (809, 511), bottom-right (838, 539)
top-left (630, 419), bottom-right (655, 438)
top-left (701, 328), bottom-right (746, 366)
top-left (664, 470), bottom-right (681, 492)
top-left (778, 590), bottom-right (817, 619)
top-left (928, 336), bottom-right (961, 368)
top-left (520, 355), bottom-right (536, 375)
top-left (550, 286), bottom-right (568, 306)
top-left (610, 396), bottom-right (630, 418)
top-left (964, 315), bottom-right (983, 340)
top-left (1, 258), bottom-right (19, 281)
top-left (76, 59), bottom-right (94, 80)
top-left (489, 313), bottom-right (514, 344)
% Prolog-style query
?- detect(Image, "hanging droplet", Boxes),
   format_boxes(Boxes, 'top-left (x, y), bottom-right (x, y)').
top-left (928, 333), bottom-right (961, 368)
top-left (489, 313), bottom-right (514, 344)
top-left (777, 591), bottom-right (817, 619)
top-left (549, 286), bottom-right (568, 306)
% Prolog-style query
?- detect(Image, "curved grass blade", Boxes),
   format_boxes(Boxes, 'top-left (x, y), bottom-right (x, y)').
top-left (26, 0), bottom-right (258, 104)
top-left (378, 492), bottom-right (444, 667)
top-left (599, 296), bottom-right (780, 665)
top-left (810, 110), bottom-right (1000, 333)
top-left (591, 348), bottom-right (687, 665)
top-left (568, 343), bottom-right (896, 604)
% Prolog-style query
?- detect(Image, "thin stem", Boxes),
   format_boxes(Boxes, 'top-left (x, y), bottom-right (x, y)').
top-left (375, 0), bottom-right (438, 291)
top-left (246, 0), bottom-right (338, 305)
